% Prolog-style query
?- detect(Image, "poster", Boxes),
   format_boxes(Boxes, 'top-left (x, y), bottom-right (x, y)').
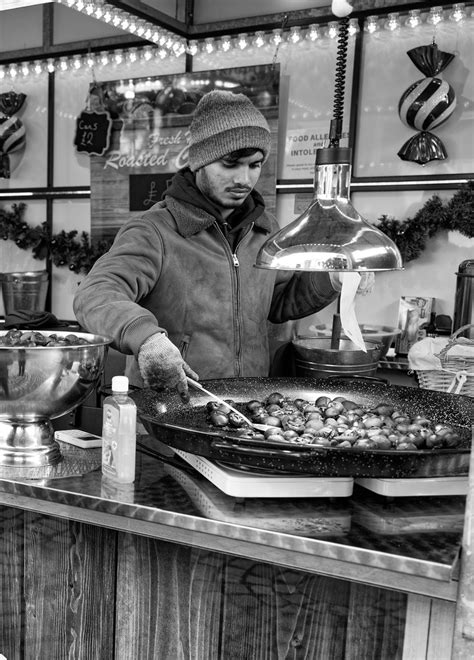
top-left (284, 127), bottom-right (349, 179)
top-left (89, 65), bottom-right (280, 241)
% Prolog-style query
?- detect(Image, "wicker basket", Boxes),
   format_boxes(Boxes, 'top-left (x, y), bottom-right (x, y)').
top-left (415, 324), bottom-right (474, 397)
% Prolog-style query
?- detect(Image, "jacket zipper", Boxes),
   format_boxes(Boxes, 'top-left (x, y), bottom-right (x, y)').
top-left (214, 222), bottom-right (253, 376)
top-left (233, 223), bottom-right (254, 375)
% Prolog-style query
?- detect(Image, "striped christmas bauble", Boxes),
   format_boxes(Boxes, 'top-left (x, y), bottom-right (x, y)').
top-left (398, 77), bottom-right (456, 131)
top-left (0, 115), bottom-right (26, 155)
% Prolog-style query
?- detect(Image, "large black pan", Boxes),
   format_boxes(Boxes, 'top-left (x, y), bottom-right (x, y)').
top-left (131, 377), bottom-right (473, 478)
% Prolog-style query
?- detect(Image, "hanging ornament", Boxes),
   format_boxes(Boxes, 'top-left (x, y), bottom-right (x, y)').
top-left (0, 91), bottom-right (27, 179)
top-left (397, 41), bottom-right (456, 165)
top-left (74, 82), bottom-right (112, 157)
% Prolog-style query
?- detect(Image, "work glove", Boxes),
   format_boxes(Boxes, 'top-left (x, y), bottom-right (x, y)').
top-left (138, 332), bottom-right (199, 403)
top-left (329, 271), bottom-right (375, 296)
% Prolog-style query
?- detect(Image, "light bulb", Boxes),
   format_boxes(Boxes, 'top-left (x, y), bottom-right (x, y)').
top-left (187, 41), bottom-right (198, 56)
top-left (237, 33), bottom-right (248, 49)
top-left (405, 9), bottom-right (421, 28)
top-left (449, 3), bottom-right (466, 22)
top-left (254, 31), bottom-right (265, 48)
top-left (306, 24), bottom-right (320, 41)
top-left (384, 13), bottom-right (400, 31)
top-left (271, 29), bottom-right (283, 45)
top-left (327, 22), bottom-right (339, 39)
top-left (365, 16), bottom-right (379, 33)
top-left (427, 6), bottom-right (444, 25)
top-left (205, 38), bottom-right (214, 54)
top-left (348, 18), bottom-right (359, 35)
top-left (289, 27), bottom-right (301, 44)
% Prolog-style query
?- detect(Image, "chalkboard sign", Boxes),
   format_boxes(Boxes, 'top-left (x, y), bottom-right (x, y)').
top-left (74, 109), bottom-right (112, 157)
top-left (129, 173), bottom-right (172, 211)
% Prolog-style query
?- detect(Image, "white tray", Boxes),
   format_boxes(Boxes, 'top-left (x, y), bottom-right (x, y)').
top-left (165, 462), bottom-right (352, 536)
top-left (355, 476), bottom-right (468, 497)
top-left (173, 449), bottom-right (353, 498)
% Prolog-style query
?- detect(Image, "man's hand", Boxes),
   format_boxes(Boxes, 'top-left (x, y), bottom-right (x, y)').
top-left (138, 333), bottom-right (199, 403)
top-left (329, 271), bottom-right (375, 296)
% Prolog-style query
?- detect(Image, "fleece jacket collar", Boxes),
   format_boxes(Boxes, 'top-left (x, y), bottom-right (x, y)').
top-left (163, 168), bottom-right (273, 238)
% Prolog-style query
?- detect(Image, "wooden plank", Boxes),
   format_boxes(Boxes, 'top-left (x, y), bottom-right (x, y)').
top-left (401, 593), bottom-right (430, 660)
top-left (346, 583), bottom-right (407, 660)
top-left (0, 506), bottom-right (24, 660)
top-left (427, 599), bottom-right (456, 660)
top-left (220, 557), bottom-right (351, 659)
top-left (23, 513), bottom-right (116, 659)
top-left (115, 534), bottom-right (224, 658)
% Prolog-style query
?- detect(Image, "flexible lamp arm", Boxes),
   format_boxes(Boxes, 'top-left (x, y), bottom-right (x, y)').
top-left (329, 15), bottom-right (350, 148)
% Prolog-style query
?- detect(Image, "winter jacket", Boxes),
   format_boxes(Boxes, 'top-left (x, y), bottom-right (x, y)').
top-left (73, 172), bottom-right (338, 385)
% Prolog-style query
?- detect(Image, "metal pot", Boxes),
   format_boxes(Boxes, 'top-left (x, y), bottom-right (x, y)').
top-left (292, 338), bottom-right (382, 378)
top-left (131, 377), bottom-right (472, 478)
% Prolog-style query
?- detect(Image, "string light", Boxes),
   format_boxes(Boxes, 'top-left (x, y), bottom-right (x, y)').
top-left (449, 3), bottom-right (467, 21)
top-left (219, 36), bottom-right (232, 52)
top-left (271, 29), bottom-right (283, 45)
top-left (427, 6), bottom-right (444, 25)
top-left (254, 31), bottom-right (265, 48)
top-left (348, 18), bottom-right (360, 35)
top-left (405, 9), bottom-right (422, 28)
top-left (306, 24), bottom-right (320, 41)
top-left (72, 54), bottom-right (82, 70)
top-left (237, 33), bottom-right (248, 50)
top-left (365, 16), bottom-right (379, 33)
top-left (1, 5), bottom-right (472, 81)
top-left (8, 64), bottom-right (18, 80)
top-left (187, 40), bottom-right (199, 56)
top-left (204, 38), bottom-right (214, 54)
top-left (384, 13), bottom-right (401, 31)
top-left (33, 60), bottom-right (44, 75)
top-left (289, 26), bottom-right (302, 44)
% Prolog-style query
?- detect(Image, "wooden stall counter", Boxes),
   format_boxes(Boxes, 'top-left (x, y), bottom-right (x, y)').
top-left (0, 436), bottom-right (468, 659)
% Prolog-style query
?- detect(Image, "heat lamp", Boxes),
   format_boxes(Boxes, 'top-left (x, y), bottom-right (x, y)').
top-left (255, 4), bottom-right (403, 273)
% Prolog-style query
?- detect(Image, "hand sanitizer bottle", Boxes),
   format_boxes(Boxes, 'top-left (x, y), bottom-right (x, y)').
top-left (101, 375), bottom-right (137, 484)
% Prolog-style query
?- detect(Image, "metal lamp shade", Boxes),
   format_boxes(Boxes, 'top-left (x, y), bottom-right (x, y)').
top-left (255, 148), bottom-right (403, 272)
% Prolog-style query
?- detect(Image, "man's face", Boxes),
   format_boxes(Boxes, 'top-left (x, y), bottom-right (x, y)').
top-left (195, 151), bottom-right (264, 219)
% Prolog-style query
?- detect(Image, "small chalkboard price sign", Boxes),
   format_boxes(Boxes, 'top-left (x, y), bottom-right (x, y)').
top-left (74, 109), bottom-right (112, 157)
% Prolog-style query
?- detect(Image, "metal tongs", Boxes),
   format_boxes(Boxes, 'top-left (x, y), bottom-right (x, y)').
top-left (186, 377), bottom-right (271, 432)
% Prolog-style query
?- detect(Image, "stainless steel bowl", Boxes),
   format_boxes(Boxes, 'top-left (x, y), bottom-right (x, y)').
top-left (0, 330), bottom-right (112, 467)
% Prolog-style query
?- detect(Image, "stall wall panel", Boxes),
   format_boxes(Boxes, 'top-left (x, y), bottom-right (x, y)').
top-left (53, 3), bottom-right (128, 44)
top-left (0, 6), bottom-right (43, 51)
top-left (0, 74), bottom-right (49, 189)
top-left (54, 58), bottom-right (186, 188)
top-left (355, 16), bottom-right (474, 178)
top-left (194, 0), bottom-right (328, 23)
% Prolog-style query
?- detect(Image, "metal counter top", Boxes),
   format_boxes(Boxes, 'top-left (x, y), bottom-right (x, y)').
top-left (0, 437), bottom-right (464, 602)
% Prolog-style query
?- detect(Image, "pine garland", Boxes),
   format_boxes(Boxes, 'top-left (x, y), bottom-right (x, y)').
top-left (1, 182), bottom-right (473, 272)
top-left (376, 181), bottom-right (474, 264)
top-left (0, 202), bottom-right (113, 274)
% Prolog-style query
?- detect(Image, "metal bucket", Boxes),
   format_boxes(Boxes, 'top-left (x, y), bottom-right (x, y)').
top-left (292, 337), bottom-right (383, 378)
top-left (0, 270), bottom-right (49, 315)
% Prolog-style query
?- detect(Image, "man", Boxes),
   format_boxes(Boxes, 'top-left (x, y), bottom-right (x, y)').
top-left (74, 90), bottom-right (371, 402)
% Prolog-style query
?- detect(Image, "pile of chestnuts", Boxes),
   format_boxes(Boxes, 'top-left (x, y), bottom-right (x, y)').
top-left (205, 391), bottom-right (464, 452)
top-left (0, 329), bottom-right (92, 347)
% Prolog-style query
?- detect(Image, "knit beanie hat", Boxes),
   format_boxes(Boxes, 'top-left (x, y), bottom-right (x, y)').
top-left (187, 90), bottom-right (271, 172)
